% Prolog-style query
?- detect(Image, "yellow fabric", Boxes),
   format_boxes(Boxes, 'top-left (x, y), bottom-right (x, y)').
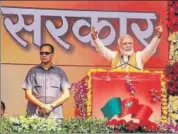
top-left (111, 53), bottom-right (137, 71)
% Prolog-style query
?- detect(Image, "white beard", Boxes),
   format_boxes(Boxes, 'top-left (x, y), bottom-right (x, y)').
top-left (120, 48), bottom-right (134, 56)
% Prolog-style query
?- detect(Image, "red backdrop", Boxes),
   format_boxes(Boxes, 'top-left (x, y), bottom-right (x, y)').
top-left (92, 72), bottom-right (161, 122)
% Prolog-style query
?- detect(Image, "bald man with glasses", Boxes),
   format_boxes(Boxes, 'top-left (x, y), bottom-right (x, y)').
top-left (22, 43), bottom-right (71, 119)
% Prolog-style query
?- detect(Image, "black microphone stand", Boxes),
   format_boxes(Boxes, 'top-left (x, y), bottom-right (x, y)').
top-left (105, 55), bottom-right (141, 81)
top-left (112, 55), bottom-right (141, 70)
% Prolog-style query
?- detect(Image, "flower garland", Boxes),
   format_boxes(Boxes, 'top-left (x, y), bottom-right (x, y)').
top-left (168, 32), bottom-right (178, 62)
top-left (160, 72), bottom-right (168, 123)
top-left (167, 1), bottom-right (178, 33)
top-left (169, 96), bottom-right (178, 122)
top-left (86, 68), bottom-right (106, 117)
top-left (73, 76), bottom-right (89, 118)
top-left (86, 76), bottom-right (92, 117)
top-left (166, 0), bottom-right (178, 123)
top-left (157, 122), bottom-right (178, 133)
top-left (164, 62), bottom-right (178, 95)
top-left (107, 119), bottom-right (158, 133)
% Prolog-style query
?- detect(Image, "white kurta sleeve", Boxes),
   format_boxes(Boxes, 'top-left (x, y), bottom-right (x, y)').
top-left (93, 38), bottom-right (117, 61)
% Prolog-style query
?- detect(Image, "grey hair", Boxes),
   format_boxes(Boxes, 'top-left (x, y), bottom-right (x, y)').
top-left (117, 34), bottom-right (133, 45)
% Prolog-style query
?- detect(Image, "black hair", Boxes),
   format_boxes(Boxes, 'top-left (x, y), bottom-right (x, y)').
top-left (40, 43), bottom-right (54, 53)
top-left (1, 101), bottom-right (5, 111)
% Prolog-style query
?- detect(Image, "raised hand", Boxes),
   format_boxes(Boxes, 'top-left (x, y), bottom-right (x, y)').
top-left (90, 27), bottom-right (98, 40)
top-left (155, 21), bottom-right (163, 38)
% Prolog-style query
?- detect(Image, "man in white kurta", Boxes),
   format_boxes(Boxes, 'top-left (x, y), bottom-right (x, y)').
top-left (91, 26), bottom-right (163, 70)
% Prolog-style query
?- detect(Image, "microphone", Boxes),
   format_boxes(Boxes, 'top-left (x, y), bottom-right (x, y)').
top-left (113, 54), bottom-right (141, 70)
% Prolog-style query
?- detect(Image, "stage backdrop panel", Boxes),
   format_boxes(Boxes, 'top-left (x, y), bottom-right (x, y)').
top-left (92, 72), bottom-right (161, 122)
top-left (1, 1), bottom-right (168, 68)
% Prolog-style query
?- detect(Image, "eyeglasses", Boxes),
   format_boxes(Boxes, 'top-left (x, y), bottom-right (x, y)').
top-left (40, 52), bottom-right (52, 55)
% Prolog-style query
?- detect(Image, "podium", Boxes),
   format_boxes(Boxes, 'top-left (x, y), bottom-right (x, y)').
top-left (74, 69), bottom-right (167, 123)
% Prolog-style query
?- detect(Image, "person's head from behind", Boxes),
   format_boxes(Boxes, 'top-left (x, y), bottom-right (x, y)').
top-left (40, 43), bottom-right (54, 64)
top-left (1, 101), bottom-right (5, 117)
top-left (117, 35), bottom-right (134, 56)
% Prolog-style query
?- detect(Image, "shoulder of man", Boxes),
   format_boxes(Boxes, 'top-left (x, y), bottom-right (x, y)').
top-left (52, 66), bottom-right (68, 78)
top-left (52, 66), bottom-right (65, 72)
top-left (135, 51), bottom-right (141, 56)
top-left (27, 65), bottom-right (41, 74)
top-left (113, 51), bottom-right (119, 58)
top-left (31, 65), bottom-right (40, 70)
top-left (114, 51), bottom-right (118, 55)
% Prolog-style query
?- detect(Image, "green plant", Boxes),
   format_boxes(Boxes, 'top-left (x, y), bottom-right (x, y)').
top-left (1, 116), bottom-right (112, 133)
top-left (1, 116), bottom-right (62, 133)
top-left (60, 118), bottom-right (111, 133)
top-left (2, 116), bottom-right (169, 133)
